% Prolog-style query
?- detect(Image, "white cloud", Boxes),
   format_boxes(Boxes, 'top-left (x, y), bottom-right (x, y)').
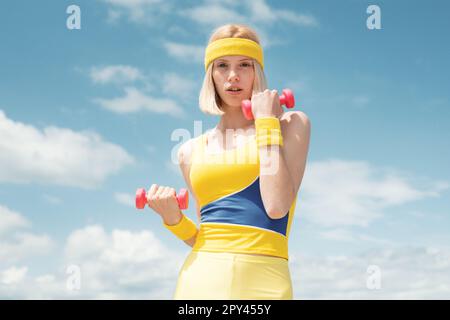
top-left (114, 192), bottom-right (134, 207)
top-left (35, 274), bottom-right (56, 285)
top-left (2, 241), bottom-right (450, 299)
top-left (0, 224), bottom-right (182, 299)
top-left (93, 86), bottom-right (185, 117)
top-left (0, 203), bottom-right (184, 298)
top-left (65, 225), bottom-right (109, 260)
top-left (42, 194), bottom-right (62, 205)
top-left (0, 266), bottom-right (28, 285)
top-left (299, 159), bottom-right (447, 228)
top-left (0, 205), bottom-right (55, 265)
top-left (0, 205), bottom-right (30, 235)
top-left (180, 4), bottom-right (246, 27)
top-left (319, 228), bottom-right (399, 247)
top-left (98, 0), bottom-right (318, 51)
top-left (167, 24), bottom-right (192, 37)
top-left (100, 0), bottom-right (171, 24)
top-left (62, 225), bottom-right (185, 299)
top-left (0, 268), bottom-right (66, 299)
top-left (0, 110), bottom-right (134, 189)
top-left (0, 232), bottom-right (55, 265)
top-left (319, 228), bottom-right (355, 242)
top-left (163, 42), bottom-right (204, 64)
top-left (90, 65), bottom-right (143, 84)
top-left (162, 72), bottom-right (197, 100)
top-left (181, 0), bottom-right (318, 29)
top-left (246, 0), bottom-right (318, 27)
top-left (106, 8), bottom-right (122, 23)
top-left (274, 10), bottom-right (318, 27)
top-left (245, 0), bottom-right (272, 23)
top-left (291, 246), bottom-right (450, 299)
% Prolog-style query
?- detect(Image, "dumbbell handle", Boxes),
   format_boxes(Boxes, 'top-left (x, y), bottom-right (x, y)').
top-left (242, 88), bottom-right (295, 120)
top-left (135, 188), bottom-right (189, 210)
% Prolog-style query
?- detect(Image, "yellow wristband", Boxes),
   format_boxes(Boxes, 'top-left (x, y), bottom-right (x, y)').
top-left (256, 131), bottom-right (284, 147)
top-left (255, 117), bottom-right (281, 131)
top-left (163, 214), bottom-right (198, 241)
top-left (255, 117), bottom-right (283, 147)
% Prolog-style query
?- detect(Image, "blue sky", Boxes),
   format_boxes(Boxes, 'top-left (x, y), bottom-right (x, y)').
top-left (0, 0), bottom-right (449, 299)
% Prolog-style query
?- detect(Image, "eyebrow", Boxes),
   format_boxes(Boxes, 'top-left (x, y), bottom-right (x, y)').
top-left (216, 58), bottom-right (252, 62)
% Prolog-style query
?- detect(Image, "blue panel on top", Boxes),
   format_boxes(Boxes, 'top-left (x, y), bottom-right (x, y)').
top-left (200, 177), bottom-right (289, 236)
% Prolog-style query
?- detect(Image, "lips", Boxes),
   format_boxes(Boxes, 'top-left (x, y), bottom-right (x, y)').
top-left (226, 90), bottom-right (242, 96)
top-left (226, 87), bottom-right (243, 92)
top-left (225, 87), bottom-right (243, 96)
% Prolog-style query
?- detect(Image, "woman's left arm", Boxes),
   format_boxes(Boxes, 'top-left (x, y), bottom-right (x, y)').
top-left (258, 111), bottom-right (311, 219)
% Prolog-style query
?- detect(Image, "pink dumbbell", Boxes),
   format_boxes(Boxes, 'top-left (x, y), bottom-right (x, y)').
top-left (135, 188), bottom-right (189, 210)
top-left (241, 88), bottom-right (295, 120)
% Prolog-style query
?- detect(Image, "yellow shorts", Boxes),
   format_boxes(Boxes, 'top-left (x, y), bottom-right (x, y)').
top-left (174, 250), bottom-right (293, 300)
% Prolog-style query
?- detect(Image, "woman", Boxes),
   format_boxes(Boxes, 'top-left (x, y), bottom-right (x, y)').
top-left (146, 24), bottom-right (311, 299)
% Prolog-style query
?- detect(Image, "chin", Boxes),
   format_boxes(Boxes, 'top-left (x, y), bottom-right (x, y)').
top-left (224, 103), bottom-right (241, 109)
top-left (220, 101), bottom-right (241, 109)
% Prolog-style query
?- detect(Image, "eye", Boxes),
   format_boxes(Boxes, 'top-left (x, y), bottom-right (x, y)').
top-left (241, 62), bottom-right (252, 67)
top-left (217, 63), bottom-right (227, 68)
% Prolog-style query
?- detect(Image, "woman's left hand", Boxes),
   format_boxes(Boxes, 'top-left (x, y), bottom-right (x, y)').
top-left (250, 89), bottom-right (284, 120)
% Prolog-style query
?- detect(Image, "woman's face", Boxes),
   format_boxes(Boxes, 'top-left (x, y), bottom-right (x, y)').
top-left (212, 55), bottom-right (255, 109)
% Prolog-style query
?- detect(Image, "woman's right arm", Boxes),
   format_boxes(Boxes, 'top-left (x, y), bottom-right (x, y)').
top-left (178, 139), bottom-right (201, 248)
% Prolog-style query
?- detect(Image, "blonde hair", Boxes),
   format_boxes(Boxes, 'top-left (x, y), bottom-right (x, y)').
top-left (199, 24), bottom-right (268, 116)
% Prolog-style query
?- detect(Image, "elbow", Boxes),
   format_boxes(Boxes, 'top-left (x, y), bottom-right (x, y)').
top-left (265, 189), bottom-right (295, 220)
top-left (266, 207), bottom-right (289, 220)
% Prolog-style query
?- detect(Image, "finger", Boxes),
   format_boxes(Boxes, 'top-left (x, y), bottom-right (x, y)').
top-left (277, 103), bottom-right (285, 117)
top-left (162, 187), bottom-right (175, 204)
top-left (154, 185), bottom-right (165, 200)
top-left (159, 186), bottom-right (170, 199)
top-left (161, 187), bottom-right (176, 211)
top-left (164, 187), bottom-right (176, 198)
top-left (168, 188), bottom-right (177, 203)
top-left (151, 186), bottom-right (166, 211)
top-left (147, 184), bottom-right (158, 197)
top-left (147, 184), bottom-right (158, 206)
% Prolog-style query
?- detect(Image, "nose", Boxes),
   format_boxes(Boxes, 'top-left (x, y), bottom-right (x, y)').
top-left (227, 69), bottom-right (239, 82)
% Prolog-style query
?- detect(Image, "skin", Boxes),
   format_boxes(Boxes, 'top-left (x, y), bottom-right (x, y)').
top-left (149, 55), bottom-right (311, 249)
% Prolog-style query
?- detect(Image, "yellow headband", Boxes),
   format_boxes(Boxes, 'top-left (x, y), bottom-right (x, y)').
top-left (204, 37), bottom-right (264, 71)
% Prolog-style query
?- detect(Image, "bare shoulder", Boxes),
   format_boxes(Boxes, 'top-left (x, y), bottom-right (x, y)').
top-left (177, 136), bottom-right (200, 166)
top-left (177, 135), bottom-right (202, 188)
top-left (280, 111), bottom-right (311, 137)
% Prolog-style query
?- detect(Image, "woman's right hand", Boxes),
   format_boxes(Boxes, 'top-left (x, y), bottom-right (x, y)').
top-left (146, 184), bottom-right (182, 225)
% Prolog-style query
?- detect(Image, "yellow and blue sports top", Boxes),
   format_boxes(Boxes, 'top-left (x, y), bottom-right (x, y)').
top-left (189, 131), bottom-right (298, 261)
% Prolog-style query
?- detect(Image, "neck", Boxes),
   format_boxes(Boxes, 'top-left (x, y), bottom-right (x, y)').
top-left (216, 103), bottom-right (254, 133)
